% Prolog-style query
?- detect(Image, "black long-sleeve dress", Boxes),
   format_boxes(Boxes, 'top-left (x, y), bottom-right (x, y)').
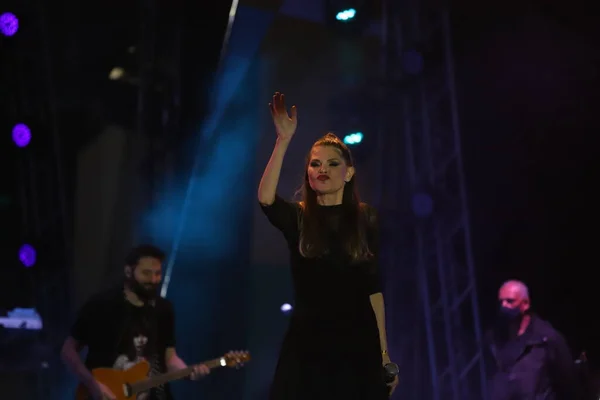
top-left (260, 195), bottom-right (389, 400)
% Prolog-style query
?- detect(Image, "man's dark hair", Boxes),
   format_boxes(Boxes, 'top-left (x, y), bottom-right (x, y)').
top-left (124, 244), bottom-right (166, 268)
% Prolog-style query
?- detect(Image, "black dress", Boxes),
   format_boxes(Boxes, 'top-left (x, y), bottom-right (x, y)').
top-left (261, 195), bottom-right (388, 400)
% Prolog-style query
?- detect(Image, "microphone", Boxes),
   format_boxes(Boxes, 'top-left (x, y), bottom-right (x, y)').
top-left (384, 362), bottom-right (399, 384)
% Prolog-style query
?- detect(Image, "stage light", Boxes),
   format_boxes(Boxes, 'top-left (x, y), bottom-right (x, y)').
top-left (0, 308), bottom-right (43, 330)
top-left (18, 244), bottom-right (37, 268)
top-left (325, 1), bottom-right (367, 34)
top-left (109, 67), bottom-right (125, 80)
top-left (280, 303), bottom-right (293, 314)
top-left (343, 132), bottom-right (363, 145)
top-left (12, 123), bottom-right (31, 147)
top-left (0, 12), bottom-right (19, 37)
top-left (335, 8), bottom-right (356, 22)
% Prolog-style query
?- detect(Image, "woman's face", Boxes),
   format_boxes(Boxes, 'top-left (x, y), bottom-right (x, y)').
top-left (307, 145), bottom-right (354, 195)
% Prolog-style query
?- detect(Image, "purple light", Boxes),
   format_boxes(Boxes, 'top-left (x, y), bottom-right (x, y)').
top-left (18, 244), bottom-right (37, 268)
top-left (12, 123), bottom-right (31, 147)
top-left (0, 12), bottom-right (19, 37)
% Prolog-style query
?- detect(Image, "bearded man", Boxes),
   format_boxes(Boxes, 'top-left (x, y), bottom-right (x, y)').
top-left (61, 245), bottom-right (209, 400)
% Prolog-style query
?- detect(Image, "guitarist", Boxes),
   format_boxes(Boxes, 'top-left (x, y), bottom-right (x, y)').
top-left (61, 245), bottom-right (210, 400)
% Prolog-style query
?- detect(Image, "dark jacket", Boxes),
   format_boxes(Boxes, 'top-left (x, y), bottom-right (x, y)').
top-left (486, 314), bottom-right (579, 400)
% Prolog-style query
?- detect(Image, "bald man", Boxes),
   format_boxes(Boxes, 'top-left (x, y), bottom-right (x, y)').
top-left (486, 280), bottom-right (580, 400)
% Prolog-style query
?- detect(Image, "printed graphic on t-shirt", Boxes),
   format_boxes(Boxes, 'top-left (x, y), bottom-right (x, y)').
top-left (113, 334), bottom-right (150, 400)
top-left (112, 334), bottom-right (167, 400)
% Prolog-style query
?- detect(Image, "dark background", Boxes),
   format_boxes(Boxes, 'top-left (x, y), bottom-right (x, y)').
top-left (455, 1), bottom-right (597, 356)
top-left (0, 0), bottom-right (597, 398)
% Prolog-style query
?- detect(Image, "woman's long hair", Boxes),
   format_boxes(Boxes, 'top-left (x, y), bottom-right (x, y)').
top-left (298, 133), bottom-right (372, 262)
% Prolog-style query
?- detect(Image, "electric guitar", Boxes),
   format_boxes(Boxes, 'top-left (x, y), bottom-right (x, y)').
top-left (75, 350), bottom-right (250, 400)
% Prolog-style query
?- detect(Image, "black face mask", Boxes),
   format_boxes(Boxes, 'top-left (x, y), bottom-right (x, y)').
top-left (498, 306), bottom-right (522, 321)
top-left (127, 277), bottom-right (159, 303)
top-left (493, 306), bottom-right (523, 341)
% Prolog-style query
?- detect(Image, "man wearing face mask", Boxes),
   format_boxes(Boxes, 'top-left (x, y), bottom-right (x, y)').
top-left (486, 280), bottom-right (580, 400)
top-left (61, 245), bottom-right (210, 400)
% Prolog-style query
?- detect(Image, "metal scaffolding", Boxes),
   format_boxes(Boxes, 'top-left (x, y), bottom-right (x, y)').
top-left (379, 0), bottom-right (487, 399)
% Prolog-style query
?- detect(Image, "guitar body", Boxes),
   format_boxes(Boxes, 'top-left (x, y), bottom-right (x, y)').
top-left (73, 351), bottom-right (250, 399)
top-left (75, 361), bottom-right (151, 400)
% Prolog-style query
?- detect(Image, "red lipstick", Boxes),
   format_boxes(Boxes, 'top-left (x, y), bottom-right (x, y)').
top-left (317, 175), bottom-right (329, 181)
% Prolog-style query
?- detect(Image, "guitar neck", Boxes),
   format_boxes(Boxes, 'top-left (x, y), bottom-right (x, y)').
top-left (131, 357), bottom-right (225, 394)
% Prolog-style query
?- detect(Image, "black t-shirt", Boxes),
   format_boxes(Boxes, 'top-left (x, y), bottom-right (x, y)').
top-left (71, 287), bottom-right (176, 400)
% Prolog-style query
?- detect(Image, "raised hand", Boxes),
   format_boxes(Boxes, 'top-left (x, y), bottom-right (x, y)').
top-left (269, 92), bottom-right (297, 141)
